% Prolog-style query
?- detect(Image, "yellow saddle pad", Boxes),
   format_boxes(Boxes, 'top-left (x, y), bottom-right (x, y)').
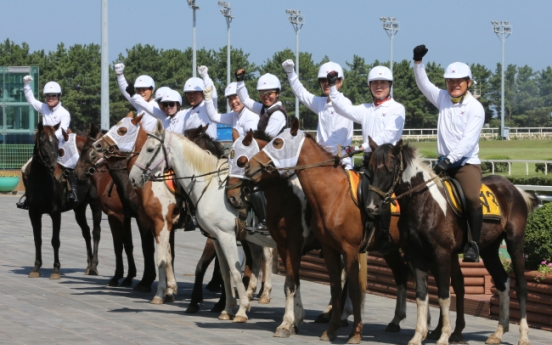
top-left (345, 170), bottom-right (400, 214)
top-left (163, 169), bottom-right (180, 195)
top-left (443, 180), bottom-right (501, 220)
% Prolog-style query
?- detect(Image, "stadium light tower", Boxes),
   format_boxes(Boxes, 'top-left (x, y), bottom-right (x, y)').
top-left (101, 0), bottom-right (109, 130)
top-left (188, 0), bottom-right (200, 77)
top-left (219, 1), bottom-right (234, 112)
top-left (491, 21), bottom-right (512, 139)
top-left (380, 17), bottom-right (399, 97)
top-left (286, 9), bottom-right (304, 121)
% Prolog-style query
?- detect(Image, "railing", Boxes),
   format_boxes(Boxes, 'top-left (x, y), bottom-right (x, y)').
top-left (423, 158), bottom-right (552, 176)
top-left (0, 144), bottom-right (33, 169)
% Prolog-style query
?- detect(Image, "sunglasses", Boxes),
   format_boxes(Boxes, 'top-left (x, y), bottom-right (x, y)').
top-left (161, 102), bottom-right (177, 108)
top-left (45, 94), bottom-right (59, 98)
top-left (136, 87), bottom-right (152, 92)
top-left (258, 90), bottom-right (277, 97)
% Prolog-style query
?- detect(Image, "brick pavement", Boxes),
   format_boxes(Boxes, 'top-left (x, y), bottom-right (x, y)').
top-left (0, 194), bottom-right (550, 345)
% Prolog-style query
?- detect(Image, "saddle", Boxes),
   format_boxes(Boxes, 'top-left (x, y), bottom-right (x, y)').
top-left (442, 177), bottom-right (501, 220)
top-left (345, 170), bottom-right (400, 215)
top-left (163, 169), bottom-right (180, 195)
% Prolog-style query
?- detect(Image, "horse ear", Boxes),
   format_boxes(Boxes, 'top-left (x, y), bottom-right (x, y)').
top-left (243, 130), bottom-right (253, 146)
top-left (54, 122), bottom-right (61, 131)
top-left (203, 123), bottom-right (209, 132)
top-left (290, 117), bottom-right (300, 136)
top-left (155, 119), bottom-right (163, 134)
top-left (37, 121), bottom-right (44, 131)
top-left (132, 113), bottom-right (144, 125)
top-left (396, 139), bottom-right (403, 151)
top-left (231, 128), bottom-right (240, 143)
top-left (62, 128), bottom-right (69, 142)
top-left (89, 123), bottom-right (99, 138)
top-left (368, 136), bottom-right (378, 152)
top-left (126, 111), bottom-right (134, 118)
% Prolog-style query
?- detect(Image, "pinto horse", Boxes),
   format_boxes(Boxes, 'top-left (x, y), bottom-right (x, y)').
top-left (364, 139), bottom-right (537, 345)
top-left (25, 122), bottom-right (102, 279)
top-left (244, 118), bottom-right (409, 344)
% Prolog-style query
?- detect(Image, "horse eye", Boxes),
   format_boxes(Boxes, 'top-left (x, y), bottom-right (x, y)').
top-left (147, 147), bottom-right (154, 153)
top-left (58, 149), bottom-right (65, 157)
top-left (273, 139), bottom-right (283, 148)
top-left (117, 127), bottom-right (127, 136)
top-left (237, 157), bottom-right (248, 168)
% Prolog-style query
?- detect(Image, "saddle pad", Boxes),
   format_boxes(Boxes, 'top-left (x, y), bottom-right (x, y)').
top-left (163, 169), bottom-right (180, 195)
top-left (345, 170), bottom-right (400, 214)
top-left (443, 180), bottom-right (501, 219)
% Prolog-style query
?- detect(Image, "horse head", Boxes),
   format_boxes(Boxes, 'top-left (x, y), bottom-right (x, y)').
top-left (92, 112), bottom-right (142, 155)
top-left (245, 117), bottom-right (303, 183)
top-left (129, 119), bottom-right (166, 189)
top-left (184, 124), bottom-right (225, 159)
top-left (75, 123), bottom-right (104, 181)
top-left (34, 121), bottom-right (60, 172)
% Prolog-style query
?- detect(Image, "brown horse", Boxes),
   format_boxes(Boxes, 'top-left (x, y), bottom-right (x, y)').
top-left (244, 119), bottom-right (409, 344)
top-left (364, 139), bottom-right (537, 345)
top-left (25, 122), bottom-right (102, 279)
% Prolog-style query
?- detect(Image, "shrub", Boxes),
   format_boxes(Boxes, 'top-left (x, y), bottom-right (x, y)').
top-left (0, 171), bottom-right (18, 177)
top-left (481, 155), bottom-right (511, 173)
top-left (535, 159), bottom-right (552, 174)
top-left (524, 202), bottom-right (552, 271)
top-left (506, 175), bottom-right (552, 186)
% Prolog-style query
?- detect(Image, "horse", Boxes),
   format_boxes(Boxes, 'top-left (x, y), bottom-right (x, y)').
top-left (129, 119), bottom-right (275, 323)
top-left (25, 122), bottom-right (102, 279)
top-left (243, 118), bottom-right (409, 344)
top-left (363, 138), bottom-right (537, 345)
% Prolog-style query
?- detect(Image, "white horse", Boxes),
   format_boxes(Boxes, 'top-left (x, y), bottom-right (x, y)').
top-left (129, 120), bottom-right (270, 322)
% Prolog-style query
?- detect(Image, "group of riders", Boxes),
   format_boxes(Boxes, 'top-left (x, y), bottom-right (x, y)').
top-left (16, 44), bottom-right (486, 263)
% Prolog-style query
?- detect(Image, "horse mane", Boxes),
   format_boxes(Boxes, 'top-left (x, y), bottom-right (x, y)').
top-left (171, 131), bottom-right (221, 177)
top-left (253, 130), bottom-right (273, 142)
top-left (193, 131), bottom-right (225, 158)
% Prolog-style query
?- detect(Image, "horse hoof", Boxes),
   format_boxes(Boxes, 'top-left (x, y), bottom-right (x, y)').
top-left (346, 335), bottom-right (362, 344)
top-left (49, 272), bottom-right (61, 280)
top-left (233, 315), bottom-right (248, 323)
top-left (185, 304), bottom-right (199, 314)
top-left (320, 331), bottom-right (336, 341)
top-left (385, 323), bottom-right (401, 332)
top-left (258, 297), bottom-right (271, 305)
top-left (150, 296), bottom-right (164, 305)
top-left (314, 313), bottom-right (330, 323)
top-left (340, 319), bottom-right (349, 327)
top-left (28, 271), bottom-right (40, 278)
top-left (85, 268), bottom-right (99, 276)
top-left (218, 311), bottom-right (232, 320)
top-left (485, 335), bottom-right (502, 344)
top-left (211, 303), bottom-right (225, 313)
top-left (164, 294), bottom-right (175, 303)
top-left (107, 278), bottom-right (119, 287)
top-left (449, 334), bottom-right (466, 344)
top-left (121, 277), bottom-right (133, 287)
top-left (274, 328), bottom-right (291, 338)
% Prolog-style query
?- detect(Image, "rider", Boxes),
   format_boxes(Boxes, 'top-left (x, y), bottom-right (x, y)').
top-left (180, 66), bottom-right (217, 139)
top-left (413, 45), bottom-right (484, 263)
top-left (282, 59), bottom-right (354, 169)
top-left (16, 77), bottom-right (76, 209)
top-left (328, 66), bottom-right (406, 254)
top-left (234, 69), bottom-right (288, 231)
top-left (132, 88), bottom-right (185, 133)
top-left (114, 63), bottom-right (159, 133)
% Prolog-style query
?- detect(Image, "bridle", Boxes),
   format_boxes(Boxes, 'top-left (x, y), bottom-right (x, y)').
top-left (133, 130), bottom-right (172, 182)
top-left (86, 135), bottom-right (139, 176)
top-left (34, 132), bottom-right (56, 170)
top-left (368, 150), bottom-right (404, 205)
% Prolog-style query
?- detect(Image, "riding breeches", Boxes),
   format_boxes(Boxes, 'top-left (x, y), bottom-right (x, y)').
top-left (447, 164), bottom-right (482, 212)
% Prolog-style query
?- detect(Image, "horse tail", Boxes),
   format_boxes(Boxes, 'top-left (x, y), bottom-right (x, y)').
top-left (358, 252), bottom-right (367, 308)
top-left (516, 187), bottom-right (539, 214)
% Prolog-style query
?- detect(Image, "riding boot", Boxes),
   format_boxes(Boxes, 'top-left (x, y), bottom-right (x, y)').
top-left (67, 170), bottom-right (78, 203)
top-left (16, 172), bottom-right (29, 209)
top-left (184, 212), bottom-right (198, 231)
top-left (377, 202), bottom-right (394, 255)
top-left (250, 188), bottom-right (268, 231)
top-left (463, 206), bottom-right (483, 262)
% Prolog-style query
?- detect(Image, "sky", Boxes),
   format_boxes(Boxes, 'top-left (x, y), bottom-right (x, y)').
top-left (2, 0), bottom-right (552, 75)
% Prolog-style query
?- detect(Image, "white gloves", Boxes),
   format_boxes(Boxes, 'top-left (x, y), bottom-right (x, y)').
top-left (23, 75), bottom-right (33, 85)
top-left (203, 85), bottom-right (213, 102)
top-left (114, 63), bottom-right (125, 75)
top-left (198, 65), bottom-right (209, 79)
top-left (282, 59), bottom-right (295, 74)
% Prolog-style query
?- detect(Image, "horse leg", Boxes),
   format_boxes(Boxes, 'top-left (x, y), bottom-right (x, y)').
top-left (107, 215), bottom-right (124, 286)
top-left (481, 238), bottom-right (512, 344)
top-left (121, 216), bottom-right (136, 287)
top-left (244, 242), bottom-right (263, 301)
top-left (134, 221), bottom-right (156, 293)
top-left (73, 201), bottom-right (94, 275)
top-left (319, 245), bottom-right (343, 342)
top-left (430, 254), bottom-right (453, 345)
top-left (342, 250), bottom-right (364, 344)
top-left (89, 199), bottom-right (102, 276)
top-left (382, 249), bottom-right (409, 332)
top-left (506, 235), bottom-right (530, 345)
top-left (206, 255), bottom-right (223, 292)
top-left (258, 247), bottom-right (273, 304)
top-left (165, 229), bottom-right (177, 301)
top-left (449, 255), bottom-right (466, 343)
top-left (187, 238), bottom-right (216, 313)
top-left (408, 258), bottom-right (430, 345)
top-left (28, 211), bottom-right (43, 278)
top-left (151, 220), bottom-right (171, 304)
top-left (50, 212), bottom-right (62, 280)
top-left (212, 238), bottom-right (238, 320)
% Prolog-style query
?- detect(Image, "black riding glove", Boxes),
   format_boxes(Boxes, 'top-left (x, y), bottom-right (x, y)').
top-left (433, 158), bottom-right (451, 175)
top-left (413, 45), bottom-right (428, 62)
top-left (235, 68), bottom-right (245, 82)
top-left (126, 84), bottom-right (135, 97)
top-left (327, 71), bottom-right (339, 87)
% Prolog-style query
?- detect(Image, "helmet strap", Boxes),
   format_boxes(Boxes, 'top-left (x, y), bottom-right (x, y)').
top-left (373, 95), bottom-right (392, 107)
top-left (449, 91), bottom-right (468, 104)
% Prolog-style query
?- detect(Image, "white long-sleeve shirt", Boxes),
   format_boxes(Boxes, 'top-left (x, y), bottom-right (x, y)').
top-left (180, 100), bottom-right (217, 139)
top-left (132, 95), bottom-right (186, 134)
top-left (24, 84), bottom-right (70, 140)
top-left (236, 81), bottom-right (286, 137)
top-left (204, 100), bottom-right (259, 137)
top-left (414, 63), bottom-right (485, 165)
top-left (329, 86), bottom-right (405, 152)
top-left (116, 74), bottom-right (159, 133)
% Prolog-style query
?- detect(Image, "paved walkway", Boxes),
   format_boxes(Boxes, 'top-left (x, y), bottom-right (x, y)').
top-left (0, 194), bottom-right (549, 345)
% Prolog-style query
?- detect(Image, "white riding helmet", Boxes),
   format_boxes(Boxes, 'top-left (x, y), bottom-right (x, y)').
top-left (318, 62), bottom-right (344, 80)
top-left (444, 62), bottom-right (472, 80)
top-left (160, 89), bottom-right (183, 105)
top-left (368, 66), bottom-right (393, 83)
top-left (43, 81), bottom-right (62, 95)
top-left (134, 75), bottom-right (156, 91)
top-left (225, 82), bottom-right (238, 97)
top-left (183, 77), bottom-right (205, 92)
top-left (257, 73), bottom-right (281, 91)
top-left (155, 86), bottom-right (171, 101)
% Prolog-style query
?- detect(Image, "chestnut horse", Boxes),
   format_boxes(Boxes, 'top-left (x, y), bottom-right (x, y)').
top-left (364, 139), bottom-right (537, 345)
top-left (244, 119), bottom-right (409, 344)
top-left (25, 122), bottom-right (101, 279)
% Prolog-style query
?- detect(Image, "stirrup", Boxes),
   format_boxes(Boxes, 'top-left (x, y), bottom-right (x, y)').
top-left (184, 216), bottom-right (197, 231)
top-left (463, 241), bottom-right (480, 263)
top-left (16, 199), bottom-right (29, 210)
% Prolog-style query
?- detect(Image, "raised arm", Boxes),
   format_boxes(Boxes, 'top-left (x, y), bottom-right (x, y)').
top-left (198, 66), bottom-right (218, 110)
top-left (282, 59), bottom-right (321, 113)
top-left (23, 76), bottom-right (44, 112)
top-left (132, 94), bottom-right (166, 120)
top-left (412, 45), bottom-right (442, 108)
top-left (235, 68), bottom-right (263, 115)
top-left (203, 85), bottom-right (234, 125)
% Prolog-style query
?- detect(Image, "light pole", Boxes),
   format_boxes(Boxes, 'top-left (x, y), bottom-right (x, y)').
top-left (219, 1), bottom-right (234, 113)
top-left (286, 9), bottom-right (304, 121)
top-left (188, 0), bottom-right (200, 78)
top-left (100, 0), bottom-right (109, 130)
top-left (380, 17), bottom-right (399, 97)
top-left (491, 21), bottom-right (512, 139)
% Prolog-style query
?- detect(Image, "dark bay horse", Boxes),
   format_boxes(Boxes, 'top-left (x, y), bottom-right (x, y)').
top-left (364, 138), bottom-right (537, 345)
top-left (244, 119), bottom-right (409, 344)
top-left (26, 122), bottom-right (101, 279)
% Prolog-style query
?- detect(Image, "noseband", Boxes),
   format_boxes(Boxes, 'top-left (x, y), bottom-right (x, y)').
top-left (368, 150), bottom-right (404, 205)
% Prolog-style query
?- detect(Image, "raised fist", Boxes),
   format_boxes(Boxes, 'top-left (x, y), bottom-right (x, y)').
top-left (23, 75), bottom-right (33, 84)
top-left (114, 63), bottom-right (125, 75)
top-left (198, 65), bottom-right (209, 79)
top-left (203, 85), bottom-right (213, 102)
top-left (327, 71), bottom-right (339, 87)
top-left (235, 68), bottom-right (245, 82)
top-left (282, 59), bottom-right (295, 74)
top-left (413, 45), bottom-right (428, 62)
